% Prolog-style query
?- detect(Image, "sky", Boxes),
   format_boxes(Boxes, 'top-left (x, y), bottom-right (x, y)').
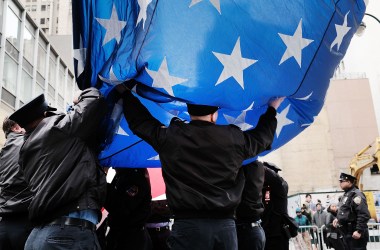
top-left (343, 0), bottom-right (380, 134)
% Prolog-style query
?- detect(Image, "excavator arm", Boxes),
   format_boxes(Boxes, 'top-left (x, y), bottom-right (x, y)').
top-left (349, 137), bottom-right (380, 190)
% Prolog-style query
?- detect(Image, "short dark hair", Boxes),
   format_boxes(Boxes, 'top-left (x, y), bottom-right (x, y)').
top-left (306, 193), bottom-right (312, 198)
top-left (2, 117), bottom-right (17, 137)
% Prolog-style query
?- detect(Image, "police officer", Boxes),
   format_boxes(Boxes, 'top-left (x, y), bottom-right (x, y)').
top-left (261, 162), bottom-right (290, 250)
top-left (236, 160), bottom-right (266, 250)
top-left (333, 173), bottom-right (370, 250)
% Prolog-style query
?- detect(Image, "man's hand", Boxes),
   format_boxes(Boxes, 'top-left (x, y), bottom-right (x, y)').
top-left (269, 97), bottom-right (285, 110)
top-left (352, 231), bottom-right (361, 239)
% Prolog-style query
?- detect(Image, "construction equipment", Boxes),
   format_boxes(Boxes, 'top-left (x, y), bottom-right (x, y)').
top-left (349, 137), bottom-right (380, 190)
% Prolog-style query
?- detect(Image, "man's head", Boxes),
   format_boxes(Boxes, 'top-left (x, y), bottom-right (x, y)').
top-left (9, 94), bottom-right (56, 132)
top-left (305, 193), bottom-right (312, 202)
top-left (296, 207), bottom-right (302, 216)
top-left (339, 172), bottom-right (356, 190)
top-left (186, 103), bottom-right (219, 123)
top-left (316, 203), bottom-right (322, 211)
top-left (2, 117), bottom-right (25, 138)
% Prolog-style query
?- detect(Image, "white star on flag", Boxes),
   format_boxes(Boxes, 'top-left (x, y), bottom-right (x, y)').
top-left (224, 112), bottom-right (253, 131)
top-left (73, 35), bottom-right (87, 76)
top-left (96, 4), bottom-right (127, 46)
top-left (276, 105), bottom-right (294, 137)
top-left (148, 155), bottom-right (160, 160)
top-left (146, 57), bottom-right (188, 96)
top-left (189, 0), bottom-right (221, 14)
top-left (330, 12), bottom-right (351, 51)
top-left (116, 126), bottom-right (129, 136)
top-left (213, 37), bottom-right (257, 89)
top-left (279, 19), bottom-right (313, 68)
top-left (295, 92), bottom-right (313, 101)
top-left (136, 0), bottom-right (152, 29)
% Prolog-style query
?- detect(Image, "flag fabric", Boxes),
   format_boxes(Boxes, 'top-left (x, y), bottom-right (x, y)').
top-left (72, 0), bottom-right (367, 168)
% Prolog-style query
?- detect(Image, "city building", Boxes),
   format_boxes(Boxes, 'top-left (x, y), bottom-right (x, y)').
top-left (262, 74), bottom-right (379, 194)
top-left (0, 0), bottom-right (76, 142)
top-left (19, 0), bottom-right (72, 35)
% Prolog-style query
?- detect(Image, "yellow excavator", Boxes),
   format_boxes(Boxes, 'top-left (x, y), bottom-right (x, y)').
top-left (349, 137), bottom-right (380, 190)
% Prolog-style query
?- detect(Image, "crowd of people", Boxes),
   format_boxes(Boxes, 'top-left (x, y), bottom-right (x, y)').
top-left (0, 84), bottom-right (371, 250)
top-left (293, 176), bottom-right (371, 250)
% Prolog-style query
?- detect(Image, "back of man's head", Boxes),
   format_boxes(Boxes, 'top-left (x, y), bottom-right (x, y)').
top-left (186, 103), bottom-right (219, 117)
top-left (9, 94), bottom-right (56, 131)
top-left (2, 117), bottom-right (17, 137)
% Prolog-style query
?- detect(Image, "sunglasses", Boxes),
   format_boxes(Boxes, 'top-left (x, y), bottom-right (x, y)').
top-left (339, 180), bottom-right (348, 183)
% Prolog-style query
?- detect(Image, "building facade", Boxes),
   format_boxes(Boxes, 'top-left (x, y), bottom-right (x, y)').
top-left (262, 77), bottom-right (379, 194)
top-left (0, 0), bottom-right (76, 142)
top-left (19, 0), bottom-right (72, 35)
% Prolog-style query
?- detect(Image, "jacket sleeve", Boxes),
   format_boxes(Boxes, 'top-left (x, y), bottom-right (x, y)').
top-left (242, 106), bottom-right (277, 159)
top-left (353, 192), bottom-right (371, 232)
top-left (121, 89), bottom-right (165, 151)
top-left (55, 87), bottom-right (107, 139)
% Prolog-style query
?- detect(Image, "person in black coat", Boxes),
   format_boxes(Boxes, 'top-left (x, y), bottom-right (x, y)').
top-left (117, 82), bottom-right (284, 250)
top-left (0, 118), bottom-right (32, 250)
top-left (105, 168), bottom-right (152, 250)
top-left (261, 162), bottom-right (290, 250)
top-left (236, 160), bottom-right (266, 250)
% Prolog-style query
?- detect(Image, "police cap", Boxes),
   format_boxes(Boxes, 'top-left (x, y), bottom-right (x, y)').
top-left (187, 103), bottom-right (219, 116)
top-left (339, 172), bottom-right (356, 183)
top-left (263, 161), bottom-right (282, 173)
top-left (9, 94), bottom-right (56, 128)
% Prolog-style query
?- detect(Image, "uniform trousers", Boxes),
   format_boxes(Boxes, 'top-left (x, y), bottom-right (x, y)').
top-left (0, 214), bottom-right (31, 250)
top-left (343, 230), bottom-right (369, 250)
top-left (167, 218), bottom-right (237, 250)
top-left (236, 221), bottom-right (265, 250)
top-left (24, 223), bottom-right (100, 250)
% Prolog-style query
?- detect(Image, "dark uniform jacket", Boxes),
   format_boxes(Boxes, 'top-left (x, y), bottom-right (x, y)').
top-left (105, 168), bottom-right (152, 229)
top-left (19, 88), bottom-right (108, 225)
top-left (236, 161), bottom-right (265, 223)
top-left (337, 186), bottom-right (370, 233)
top-left (0, 132), bottom-right (32, 215)
top-left (122, 90), bottom-right (277, 219)
top-left (261, 167), bottom-right (289, 238)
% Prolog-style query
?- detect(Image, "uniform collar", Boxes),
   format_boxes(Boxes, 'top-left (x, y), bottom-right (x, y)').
top-left (189, 120), bottom-right (215, 126)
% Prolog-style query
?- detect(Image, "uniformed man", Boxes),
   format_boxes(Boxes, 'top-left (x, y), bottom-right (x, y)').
top-left (332, 173), bottom-right (370, 250)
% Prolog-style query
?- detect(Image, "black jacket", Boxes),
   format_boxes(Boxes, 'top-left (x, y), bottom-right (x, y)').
top-left (19, 88), bottom-right (108, 225)
top-left (337, 186), bottom-right (370, 233)
top-left (0, 132), bottom-right (32, 215)
top-left (122, 90), bottom-right (277, 218)
top-left (236, 161), bottom-right (265, 222)
top-left (105, 168), bottom-right (152, 229)
top-left (261, 167), bottom-right (289, 238)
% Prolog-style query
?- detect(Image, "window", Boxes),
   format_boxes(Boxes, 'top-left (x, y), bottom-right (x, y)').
top-left (20, 70), bottom-right (33, 102)
top-left (23, 24), bottom-right (35, 64)
top-left (49, 52), bottom-right (57, 88)
top-left (40, 18), bottom-right (45, 24)
top-left (58, 63), bottom-right (65, 94)
top-left (37, 38), bottom-right (47, 76)
top-left (2, 54), bottom-right (18, 94)
top-left (5, 7), bottom-right (21, 48)
top-left (41, 5), bottom-right (46, 11)
top-left (31, 5), bottom-right (37, 11)
top-left (66, 74), bottom-right (74, 103)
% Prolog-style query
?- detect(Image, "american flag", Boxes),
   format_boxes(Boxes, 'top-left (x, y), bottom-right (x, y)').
top-left (72, 0), bottom-right (366, 168)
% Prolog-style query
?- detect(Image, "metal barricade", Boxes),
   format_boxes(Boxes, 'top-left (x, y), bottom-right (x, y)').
top-left (294, 223), bottom-right (380, 250)
top-left (289, 225), bottom-right (321, 250)
top-left (367, 223), bottom-right (380, 250)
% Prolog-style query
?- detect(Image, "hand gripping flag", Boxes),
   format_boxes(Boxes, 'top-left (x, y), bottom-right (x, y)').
top-left (72, 0), bottom-right (367, 168)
